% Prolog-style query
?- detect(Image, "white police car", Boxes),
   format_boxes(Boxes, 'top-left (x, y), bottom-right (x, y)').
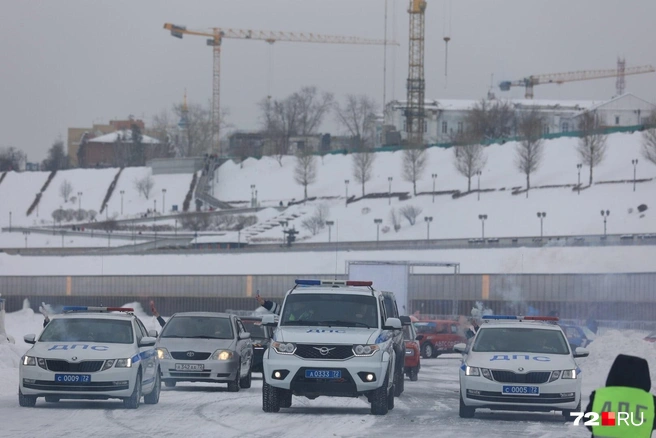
top-left (455, 315), bottom-right (589, 418)
top-left (19, 306), bottom-right (161, 409)
top-left (261, 279), bottom-right (402, 415)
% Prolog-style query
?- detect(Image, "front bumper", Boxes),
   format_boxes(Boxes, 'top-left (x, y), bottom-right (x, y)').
top-left (252, 346), bottom-right (266, 372)
top-left (160, 358), bottom-right (239, 382)
top-left (460, 372), bottom-right (580, 411)
top-left (20, 365), bottom-right (136, 399)
top-left (404, 350), bottom-right (420, 368)
top-left (263, 349), bottom-right (390, 396)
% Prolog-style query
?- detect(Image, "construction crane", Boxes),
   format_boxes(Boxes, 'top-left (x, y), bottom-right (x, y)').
top-left (405, 0), bottom-right (427, 146)
top-left (163, 23), bottom-right (397, 156)
top-left (499, 64), bottom-right (656, 99)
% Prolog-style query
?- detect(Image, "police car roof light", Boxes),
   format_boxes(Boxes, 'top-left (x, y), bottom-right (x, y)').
top-left (524, 316), bottom-right (559, 321)
top-left (481, 315), bottom-right (560, 322)
top-left (62, 306), bottom-right (134, 313)
top-left (294, 279), bottom-right (373, 287)
top-left (481, 315), bottom-right (518, 320)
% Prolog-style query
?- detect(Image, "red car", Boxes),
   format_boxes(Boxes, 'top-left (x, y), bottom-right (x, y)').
top-left (401, 316), bottom-right (420, 381)
top-left (414, 319), bottom-right (467, 358)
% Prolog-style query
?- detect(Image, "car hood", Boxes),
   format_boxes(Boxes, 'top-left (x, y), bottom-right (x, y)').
top-left (465, 351), bottom-right (576, 371)
top-left (157, 337), bottom-right (235, 352)
top-left (274, 327), bottom-right (380, 345)
top-left (29, 342), bottom-right (136, 360)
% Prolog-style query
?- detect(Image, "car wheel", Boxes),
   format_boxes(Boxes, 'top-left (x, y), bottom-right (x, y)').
top-left (421, 343), bottom-right (434, 359)
top-left (144, 369), bottom-right (161, 405)
top-left (459, 393), bottom-right (475, 418)
top-left (409, 367), bottom-right (419, 382)
top-left (164, 380), bottom-right (176, 388)
top-left (262, 380), bottom-right (281, 413)
top-left (394, 364), bottom-right (404, 396)
top-left (123, 371), bottom-right (142, 409)
top-left (18, 389), bottom-right (36, 407)
top-left (227, 370), bottom-right (240, 392)
top-left (240, 366), bottom-right (252, 389)
top-left (279, 389), bottom-right (292, 408)
top-left (370, 373), bottom-right (390, 415)
top-left (562, 401), bottom-right (581, 418)
top-left (45, 396), bottom-right (60, 403)
top-left (387, 382), bottom-right (395, 410)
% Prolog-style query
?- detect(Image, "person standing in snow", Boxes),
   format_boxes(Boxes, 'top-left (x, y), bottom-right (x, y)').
top-left (584, 354), bottom-right (656, 437)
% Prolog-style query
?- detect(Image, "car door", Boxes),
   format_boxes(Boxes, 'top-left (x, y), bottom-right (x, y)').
top-left (235, 318), bottom-right (252, 377)
top-left (135, 319), bottom-right (156, 387)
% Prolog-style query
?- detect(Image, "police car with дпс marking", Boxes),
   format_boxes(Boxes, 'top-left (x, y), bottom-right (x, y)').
top-left (19, 306), bottom-right (161, 409)
top-left (455, 315), bottom-right (589, 418)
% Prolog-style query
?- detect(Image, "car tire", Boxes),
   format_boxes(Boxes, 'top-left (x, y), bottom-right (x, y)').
top-left (45, 396), bottom-right (60, 403)
top-left (394, 364), bottom-right (404, 396)
top-left (370, 373), bottom-right (390, 416)
top-left (279, 389), bottom-right (292, 408)
top-left (387, 382), bottom-right (395, 410)
top-left (409, 367), bottom-right (419, 382)
top-left (144, 369), bottom-right (161, 405)
top-left (227, 371), bottom-right (240, 392)
top-left (18, 389), bottom-right (36, 407)
top-left (240, 367), bottom-right (252, 389)
top-left (164, 380), bottom-right (176, 388)
top-left (421, 343), bottom-right (434, 359)
top-left (262, 380), bottom-right (281, 413)
top-left (123, 371), bottom-right (142, 409)
top-left (562, 401), bottom-right (581, 418)
top-left (459, 393), bottom-right (475, 418)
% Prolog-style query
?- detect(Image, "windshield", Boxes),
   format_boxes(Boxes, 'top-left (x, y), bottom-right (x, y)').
top-left (472, 327), bottom-right (570, 355)
top-left (280, 293), bottom-right (378, 328)
top-left (40, 318), bottom-right (134, 344)
top-left (403, 324), bottom-right (415, 341)
top-left (414, 322), bottom-right (438, 334)
top-left (242, 320), bottom-right (267, 339)
top-left (161, 316), bottom-right (233, 339)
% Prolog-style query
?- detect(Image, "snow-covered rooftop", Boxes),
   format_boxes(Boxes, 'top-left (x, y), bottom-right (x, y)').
top-left (89, 130), bottom-right (160, 144)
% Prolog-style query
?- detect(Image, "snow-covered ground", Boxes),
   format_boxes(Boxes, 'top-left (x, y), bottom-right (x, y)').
top-left (1, 304), bottom-right (655, 437)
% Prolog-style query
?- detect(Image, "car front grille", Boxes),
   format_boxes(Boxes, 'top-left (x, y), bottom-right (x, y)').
top-left (491, 370), bottom-right (551, 384)
top-left (24, 380), bottom-right (129, 392)
top-left (45, 360), bottom-right (104, 372)
top-left (294, 344), bottom-right (354, 360)
top-left (171, 351), bottom-right (212, 361)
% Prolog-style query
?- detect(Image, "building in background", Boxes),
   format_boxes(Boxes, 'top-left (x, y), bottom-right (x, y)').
top-left (67, 119), bottom-right (148, 167)
top-left (77, 130), bottom-right (163, 168)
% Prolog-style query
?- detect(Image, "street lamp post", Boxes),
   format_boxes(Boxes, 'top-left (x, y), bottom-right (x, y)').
top-left (280, 220), bottom-right (288, 244)
top-left (601, 210), bottom-right (610, 236)
top-left (9, 211), bottom-right (11, 232)
top-left (632, 159), bottom-right (638, 192)
top-left (119, 190), bottom-right (124, 215)
top-left (344, 180), bottom-right (350, 207)
top-left (388, 177), bottom-right (393, 205)
top-left (61, 230), bottom-right (65, 248)
top-left (23, 231), bottom-right (30, 248)
top-left (374, 218), bottom-right (382, 242)
top-left (250, 184), bottom-right (256, 208)
top-left (174, 219), bottom-right (178, 237)
top-left (577, 163), bottom-right (582, 195)
top-left (424, 216), bottom-right (433, 240)
top-left (478, 214), bottom-right (488, 239)
top-left (326, 220), bottom-right (334, 242)
top-left (537, 212), bottom-right (546, 238)
top-left (476, 170), bottom-right (482, 201)
top-left (162, 188), bottom-right (167, 213)
top-left (78, 191), bottom-right (83, 211)
top-left (36, 194), bottom-right (39, 217)
top-left (106, 230), bottom-right (111, 248)
top-left (431, 173), bottom-right (437, 203)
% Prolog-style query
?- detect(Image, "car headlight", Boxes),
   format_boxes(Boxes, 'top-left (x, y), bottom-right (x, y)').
top-left (272, 342), bottom-right (296, 355)
top-left (561, 369), bottom-right (577, 379)
top-left (405, 348), bottom-right (414, 356)
top-left (211, 350), bottom-right (234, 361)
top-left (157, 348), bottom-right (171, 360)
top-left (101, 359), bottom-right (116, 371)
top-left (480, 368), bottom-right (493, 381)
top-left (22, 356), bottom-right (36, 366)
top-left (115, 358), bottom-right (132, 368)
top-left (353, 344), bottom-right (379, 357)
top-left (464, 365), bottom-right (480, 376)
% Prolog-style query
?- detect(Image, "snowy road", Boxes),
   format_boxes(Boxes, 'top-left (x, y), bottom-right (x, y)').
top-left (0, 357), bottom-right (589, 438)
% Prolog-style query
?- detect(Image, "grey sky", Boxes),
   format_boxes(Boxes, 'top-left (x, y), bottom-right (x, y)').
top-left (2, 0), bottom-right (655, 161)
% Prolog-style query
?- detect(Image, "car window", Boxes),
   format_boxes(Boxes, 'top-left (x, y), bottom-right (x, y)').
top-left (383, 296), bottom-right (397, 319)
top-left (237, 320), bottom-right (247, 336)
top-left (160, 316), bottom-right (234, 339)
top-left (472, 327), bottom-right (570, 355)
top-left (40, 318), bottom-right (134, 344)
top-left (242, 320), bottom-right (267, 339)
top-left (136, 319), bottom-right (148, 338)
top-left (280, 293), bottom-right (378, 328)
top-left (450, 324), bottom-right (458, 334)
top-left (414, 322), bottom-right (437, 334)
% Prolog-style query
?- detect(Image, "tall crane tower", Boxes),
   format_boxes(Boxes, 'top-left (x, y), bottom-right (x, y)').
top-left (499, 64), bottom-right (655, 99)
top-left (163, 23), bottom-right (396, 156)
top-left (405, 0), bottom-right (427, 147)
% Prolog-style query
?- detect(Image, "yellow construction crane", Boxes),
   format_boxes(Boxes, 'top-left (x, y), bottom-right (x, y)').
top-left (406, 0), bottom-right (427, 146)
top-left (499, 64), bottom-right (656, 99)
top-left (163, 23), bottom-right (397, 156)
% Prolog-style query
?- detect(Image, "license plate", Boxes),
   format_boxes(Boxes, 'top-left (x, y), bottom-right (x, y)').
top-left (175, 363), bottom-right (204, 371)
top-left (502, 385), bottom-right (540, 395)
top-left (55, 374), bottom-right (91, 383)
top-left (305, 369), bottom-right (341, 379)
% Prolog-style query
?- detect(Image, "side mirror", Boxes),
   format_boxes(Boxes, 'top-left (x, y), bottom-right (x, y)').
top-left (262, 314), bottom-right (278, 327)
top-left (399, 315), bottom-right (412, 326)
top-left (24, 334), bottom-right (36, 344)
top-left (574, 347), bottom-right (589, 358)
top-left (239, 332), bottom-right (251, 340)
top-left (139, 336), bottom-right (157, 347)
top-left (148, 330), bottom-right (158, 338)
top-left (383, 317), bottom-right (402, 330)
top-left (453, 343), bottom-right (467, 353)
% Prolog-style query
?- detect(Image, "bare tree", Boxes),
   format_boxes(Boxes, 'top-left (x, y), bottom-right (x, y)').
top-left (295, 86), bottom-right (335, 136)
top-left (352, 149), bottom-right (376, 197)
top-left (515, 110), bottom-right (545, 197)
top-left (402, 147), bottom-right (428, 196)
top-left (464, 99), bottom-right (516, 143)
top-left (134, 174), bottom-right (155, 200)
top-left (59, 179), bottom-right (73, 203)
top-left (641, 111), bottom-right (656, 165)
top-left (42, 139), bottom-right (69, 171)
top-left (335, 94), bottom-right (377, 149)
top-left (0, 146), bottom-right (26, 171)
top-left (300, 204), bottom-right (329, 235)
top-left (576, 111), bottom-right (608, 186)
top-left (389, 208), bottom-right (401, 232)
top-left (181, 213), bottom-right (210, 232)
top-left (294, 150), bottom-right (317, 201)
top-left (453, 144), bottom-right (487, 192)
top-left (400, 205), bottom-right (423, 226)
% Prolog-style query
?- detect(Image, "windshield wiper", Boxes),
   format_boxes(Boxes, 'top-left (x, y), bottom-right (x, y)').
top-left (318, 320), bottom-right (371, 329)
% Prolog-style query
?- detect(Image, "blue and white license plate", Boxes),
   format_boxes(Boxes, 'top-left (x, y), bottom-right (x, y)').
top-left (55, 374), bottom-right (91, 383)
top-left (305, 369), bottom-right (341, 379)
top-left (502, 385), bottom-right (539, 395)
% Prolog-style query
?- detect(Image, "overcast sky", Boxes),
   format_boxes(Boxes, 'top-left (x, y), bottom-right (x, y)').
top-left (2, 0), bottom-right (655, 161)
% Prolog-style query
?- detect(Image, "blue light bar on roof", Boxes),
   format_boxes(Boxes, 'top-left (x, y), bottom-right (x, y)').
top-left (481, 315), bottom-right (518, 320)
top-left (481, 315), bottom-right (559, 322)
top-left (62, 306), bottom-right (134, 312)
top-left (62, 306), bottom-right (88, 312)
top-left (294, 279), bottom-right (374, 287)
top-left (295, 279), bottom-right (322, 286)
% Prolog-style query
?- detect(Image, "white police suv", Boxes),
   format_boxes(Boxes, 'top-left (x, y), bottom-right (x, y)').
top-left (455, 315), bottom-right (589, 418)
top-left (19, 306), bottom-right (161, 409)
top-left (261, 279), bottom-right (402, 415)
